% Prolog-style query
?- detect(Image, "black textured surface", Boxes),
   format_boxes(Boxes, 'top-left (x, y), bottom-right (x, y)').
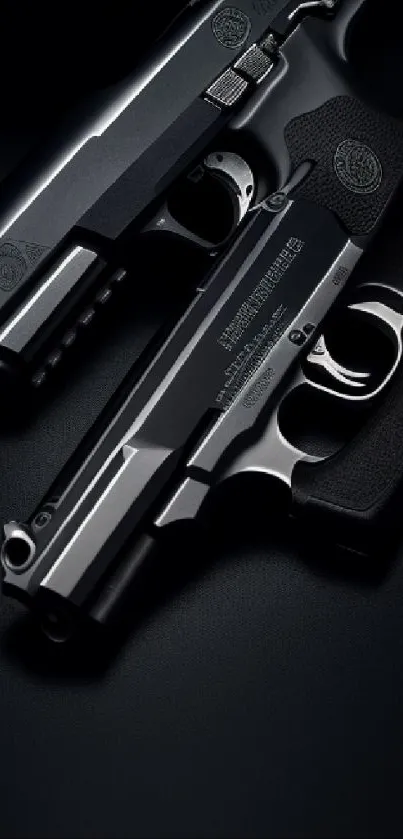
top-left (285, 96), bottom-right (403, 236)
top-left (3, 533), bottom-right (403, 839)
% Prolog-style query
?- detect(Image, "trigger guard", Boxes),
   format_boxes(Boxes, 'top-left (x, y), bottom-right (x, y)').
top-left (203, 152), bottom-right (255, 224)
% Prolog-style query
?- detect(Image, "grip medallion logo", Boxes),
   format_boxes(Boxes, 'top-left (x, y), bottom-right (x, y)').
top-left (212, 7), bottom-right (251, 49)
top-left (0, 240), bottom-right (48, 292)
top-left (334, 140), bottom-right (383, 195)
top-left (0, 243), bottom-right (27, 292)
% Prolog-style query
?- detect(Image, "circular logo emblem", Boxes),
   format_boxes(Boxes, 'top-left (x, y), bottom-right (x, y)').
top-left (212, 7), bottom-right (251, 49)
top-left (0, 243), bottom-right (27, 292)
top-left (334, 140), bottom-right (383, 195)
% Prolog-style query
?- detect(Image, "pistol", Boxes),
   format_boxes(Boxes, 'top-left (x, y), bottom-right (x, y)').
top-left (2, 0), bottom-right (403, 637)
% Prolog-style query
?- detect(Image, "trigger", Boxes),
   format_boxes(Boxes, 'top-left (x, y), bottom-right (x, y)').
top-left (320, 358), bottom-right (367, 389)
top-left (307, 336), bottom-right (371, 388)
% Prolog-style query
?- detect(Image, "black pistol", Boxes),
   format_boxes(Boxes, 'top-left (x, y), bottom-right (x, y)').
top-left (3, 0), bottom-right (403, 639)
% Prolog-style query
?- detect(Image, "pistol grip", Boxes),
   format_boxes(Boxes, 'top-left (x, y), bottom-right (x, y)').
top-left (284, 95), bottom-right (403, 239)
top-left (291, 363), bottom-right (403, 555)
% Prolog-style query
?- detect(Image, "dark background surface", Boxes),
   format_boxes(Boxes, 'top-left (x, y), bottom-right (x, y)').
top-left (1, 2), bottom-right (403, 837)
